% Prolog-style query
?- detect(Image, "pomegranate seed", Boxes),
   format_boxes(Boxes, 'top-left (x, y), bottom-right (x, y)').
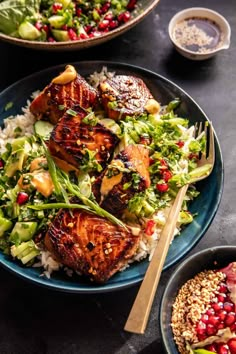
top-left (218, 293), bottom-right (227, 302)
top-left (98, 19), bottom-right (109, 30)
top-left (201, 314), bottom-right (209, 323)
top-left (219, 283), bottom-right (228, 293)
top-left (140, 136), bottom-right (151, 145)
top-left (225, 312), bottom-right (236, 326)
top-left (218, 323), bottom-right (225, 329)
top-left (162, 170), bottom-right (172, 182)
top-left (218, 310), bottom-right (227, 321)
top-left (212, 302), bottom-right (224, 312)
top-left (117, 12), bottom-right (124, 23)
top-left (52, 2), bottom-right (63, 13)
top-left (228, 338), bottom-right (236, 353)
top-left (208, 315), bottom-right (220, 326)
top-left (0, 159), bottom-right (4, 168)
top-left (127, 0), bottom-right (137, 10)
top-left (176, 140), bottom-right (184, 148)
top-left (206, 323), bottom-right (216, 336)
top-left (230, 323), bottom-right (236, 331)
top-left (48, 37), bottom-right (56, 42)
top-left (109, 20), bottom-right (119, 29)
top-left (100, 2), bottom-right (111, 13)
top-left (76, 8), bottom-right (82, 17)
top-left (35, 21), bottom-right (43, 31)
top-left (156, 182), bottom-right (169, 193)
top-left (42, 24), bottom-right (49, 35)
top-left (122, 11), bottom-right (131, 23)
top-left (104, 13), bottom-right (113, 21)
top-left (223, 302), bottom-right (234, 312)
top-left (218, 344), bottom-right (230, 354)
top-left (68, 28), bottom-right (78, 40)
top-left (80, 33), bottom-right (87, 39)
top-left (196, 321), bottom-right (206, 335)
top-left (16, 192), bottom-right (29, 205)
top-left (149, 157), bottom-right (155, 165)
top-left (206, 308), bottom-right (215, 316)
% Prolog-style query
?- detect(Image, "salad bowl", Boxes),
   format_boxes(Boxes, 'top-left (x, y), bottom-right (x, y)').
top-left (0, 61), bottom-right (223, 293)
top-left (0, 0), bottom-right (160, 51)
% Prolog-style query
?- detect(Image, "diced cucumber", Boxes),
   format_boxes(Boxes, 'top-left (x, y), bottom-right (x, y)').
top-left (18, 21), bottom-right (41, 40)
top-left (48, 15), bottom-right (66, 29)
top-left (11, 240), bottom-right (40, 264)
top-left (0, 216), bottom-right (13, 237)
top-left (52, 29), bottom-right (69, 42)
top-left (99, 119), bottom-right (121, 136)
top-left (34, 120), bottom-right (54, 138)
top-left (10, 221), bottom-right (38, 244)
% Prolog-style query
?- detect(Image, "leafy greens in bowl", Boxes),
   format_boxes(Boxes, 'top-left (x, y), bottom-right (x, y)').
top-left (0, 61), bottom-right (223, 293)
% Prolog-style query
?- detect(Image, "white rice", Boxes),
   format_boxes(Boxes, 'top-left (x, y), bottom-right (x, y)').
top-left (0, 98), bottom-right (37, 153)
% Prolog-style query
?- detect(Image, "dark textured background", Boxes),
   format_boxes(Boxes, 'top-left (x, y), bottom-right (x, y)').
top-left (0, 0), bottom-right (235, 353)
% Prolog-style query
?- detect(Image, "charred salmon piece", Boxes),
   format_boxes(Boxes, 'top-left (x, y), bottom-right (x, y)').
top-left (48, 105), bottom-right (119, 172)
top-left (99, 144), bottom-right (151, 216)
top-left (45, 209), bottom-right (140, 283)
top-left (99, 75), bottom-right (160, 121)
top-left (30, 65), bottom-right (98, 125)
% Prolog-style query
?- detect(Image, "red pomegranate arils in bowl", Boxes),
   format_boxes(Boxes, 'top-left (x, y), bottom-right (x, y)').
top-left (171, 262), bottom-right (236, 354)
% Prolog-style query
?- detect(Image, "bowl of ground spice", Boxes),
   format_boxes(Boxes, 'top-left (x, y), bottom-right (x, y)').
top-left (168, 8), bottom-right (231, 60)
top-left (160, 246), bottom-right (236, 354)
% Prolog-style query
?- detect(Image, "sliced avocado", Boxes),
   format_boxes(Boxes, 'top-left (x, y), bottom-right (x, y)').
top-left (5, 150), bottom-right (25, 177)
top-left (10, 221), bottom-right (38, 244)
top-left (48, 15), bottom-right (66, 29)
top-left (52, 29), bottom-right (70, 42)
top-left (0, 216), bottom-right (13, 237)
top-left (34, 120), bottom-right (54, 138)
top-left (5, 137), bottom-right (32, 177)
top-left (56, 0), bottom-right (71, 7)
top-left (18, 21), bottom-right (41, 40)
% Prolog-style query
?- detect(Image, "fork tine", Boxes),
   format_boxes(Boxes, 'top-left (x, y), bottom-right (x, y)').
top-left (207, 122), bottom-right (215, 164)
top-left (194, 121), bottom-right (203, 138)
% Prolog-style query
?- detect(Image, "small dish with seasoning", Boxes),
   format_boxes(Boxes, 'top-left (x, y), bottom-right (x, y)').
top-left (168, 7), bottom-right (231, 60)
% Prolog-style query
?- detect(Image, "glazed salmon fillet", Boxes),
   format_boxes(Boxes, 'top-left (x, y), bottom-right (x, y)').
top-left (99, 75), bottom-right (155, 120)
top-left (30, 65), bottom-right (98, 124)
top-left (45, 209), bottom-right (140, 283)
top-left (98, 144), bottom-right (151, 216)
top-left (48, 106), bottom-right (119, 172)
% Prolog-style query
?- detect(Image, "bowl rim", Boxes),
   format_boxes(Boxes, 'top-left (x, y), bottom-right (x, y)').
top-left (160, 245), bottom-right (236, 353)
top-left (168, 7), bottom-right (231, 56)
top-left (0, 0), bottom-right (160, 50)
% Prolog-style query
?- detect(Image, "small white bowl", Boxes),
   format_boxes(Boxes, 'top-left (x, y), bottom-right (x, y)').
top-left (168, 7), bottom-right (231, 60)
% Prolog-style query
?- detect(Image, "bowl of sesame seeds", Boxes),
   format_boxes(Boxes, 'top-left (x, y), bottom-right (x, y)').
top-left (160, 246), bottom-right (236, 354)
top-left (168, 7), bottom-right (231, 60)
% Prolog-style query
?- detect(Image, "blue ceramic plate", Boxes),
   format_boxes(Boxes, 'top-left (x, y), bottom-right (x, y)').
top-left (0, 61), bottom-right (223, 293)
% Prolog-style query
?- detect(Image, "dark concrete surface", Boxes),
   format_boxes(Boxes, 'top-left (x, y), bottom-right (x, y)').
top-left (0, 0), bottom-right (235, 353)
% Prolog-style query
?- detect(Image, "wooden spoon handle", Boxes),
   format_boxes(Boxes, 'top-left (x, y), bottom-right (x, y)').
top-left (124, 184), bottom-right (188, 334)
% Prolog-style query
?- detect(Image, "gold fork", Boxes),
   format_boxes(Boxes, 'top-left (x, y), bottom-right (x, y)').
top-left (124, 121), bottom-right (215, 334)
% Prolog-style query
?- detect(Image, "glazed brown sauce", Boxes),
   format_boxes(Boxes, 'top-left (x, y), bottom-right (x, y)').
top-left (174, 17), bottom-right (222, 53)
